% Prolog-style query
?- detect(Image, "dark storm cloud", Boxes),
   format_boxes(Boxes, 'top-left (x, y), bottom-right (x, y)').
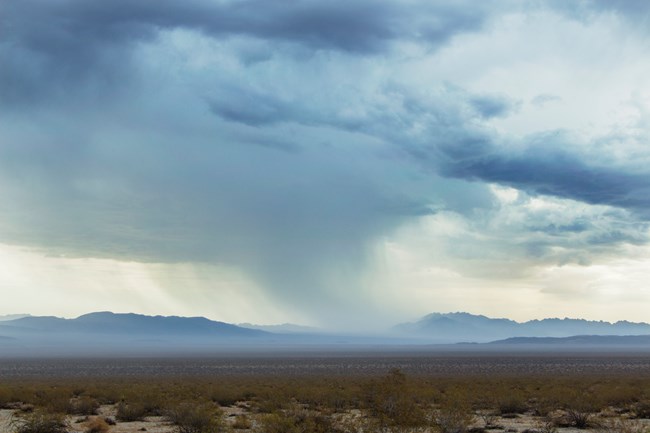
top-left (434, 131), bottom-right (650, 217)
top-left (207, 90), bottom-right (299, 128)
top-left (0, 0), bottom-right (506, 316)
top-left (470, 95), bottom-right (518, 119)
top-left (208, 77), bottom-right (650, 228)
top-left (2, 0), bottom-right (650, 321)
top-left (0, 0), bottom-right (500, 106)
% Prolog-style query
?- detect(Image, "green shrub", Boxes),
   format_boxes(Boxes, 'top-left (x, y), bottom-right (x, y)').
top-left (232, 415), bottom-right (252, 430)
top-left (563, 393), bottom-right (600, 429)
top-left (261, 413), bottom-right (297, 433)
top-left (116, 402), bottom-right (148, 422)
top-left (165, 402), bottom-right (224, 433)
top-left (363, 369), bottom-right (427, 429)
top-left (261, 409), bottom-right (340, 433)
top-left (432, 393), bottom-right (474, 433)
top-left (11, 411), bottom-right (69, 433)
top-left (633, 400), bottom-right (650, 419)
top-left (498, 394), bottom-right (527, 415)
top-left (68, 397), bottom-right (99, 415)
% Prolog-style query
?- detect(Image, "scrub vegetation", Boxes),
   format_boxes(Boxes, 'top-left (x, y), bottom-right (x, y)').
top-left (2, 370), bottom-right (650, 433)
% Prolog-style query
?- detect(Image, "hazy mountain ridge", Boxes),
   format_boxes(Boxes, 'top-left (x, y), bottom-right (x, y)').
top-left (0, 312), bottom-right (267, 337)
top-left (491, 335), bottom-right (650, 345)
top-left (395, 312), bottom-right (650, 343)
top-left (0, 314), bottom-right (30, 321)
top-left (0, 311), bottom-right (649, 356)
top-left (238, 323), bottom-right (320, 334)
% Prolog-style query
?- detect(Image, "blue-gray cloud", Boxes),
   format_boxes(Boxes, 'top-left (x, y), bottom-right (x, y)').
top-left (0, 0), bottom-right (502, 107)
top-left (1, 0), bottom-right (650, 320)
top-left (435, 132), bottom-right (650, 216)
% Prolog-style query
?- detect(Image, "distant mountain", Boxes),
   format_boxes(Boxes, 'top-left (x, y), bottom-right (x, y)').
top-left (0, 314), bottom-right (30, 321)
top-left (394, 312), bottom-right (650, 343)
top-left (0, 311), bottom-right (267, 337)
top-left (491, 335), bottom-right (650, 345)
top-left (238, 323), bottom-right (320, 334)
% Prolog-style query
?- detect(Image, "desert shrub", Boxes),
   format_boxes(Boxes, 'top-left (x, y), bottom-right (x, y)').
top-left (261, 409), bottom-right (340, 433)
top-left (0, 387), bottom-right (11, 408)
top-left (563, 393), bottom-right (601, 429)
top-left (497, 394), bottom-right (527, 415)
top-left (84, 417), bottom-right (110, 433)
top-left (535, 418), bottom-right (558, 433)
top-left (565, 409), bottom-right (592, 429)
top-left (11, 411), bottom-right (69, 433)
top-left (363, 369), bottom-right (427, 430)
top-left (595, 418), bottom-right (648, 433)
top-left (476, 410), bottom-right (499, 429)
top-left (116, 402), bottom-right (148, 422)
top-left (165, 402), bottom-right (224, 433)
top-left (432, 393), bottom-right (474, 433)
top-left (210, 389), bottom-right (240, 407)
top-left (69, 397), bottom-right (99, 415)
top-left (134, 393), bottom-right (165, 416)
top-left (232, 415), bottom-right (252, 430)
top-left (41, 395), bottom-right (73, 414)
top-left (633, 400), bottom-right (650, 419)
top-left (598, 385), bottom-right (640, 408)
top-left (261, 413), bottom-right (297, 433)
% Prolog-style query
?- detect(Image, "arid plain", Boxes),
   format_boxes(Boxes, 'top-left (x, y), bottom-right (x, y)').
top-left (2, 354), bottom-right (650, 433)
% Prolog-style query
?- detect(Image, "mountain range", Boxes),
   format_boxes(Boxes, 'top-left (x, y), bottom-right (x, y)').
top-left (0, 311), bottom-right (649, 355)
top-left (394, 312), bottom-right (650, 343)
top-left (1, 311), bottom-right (266, 337)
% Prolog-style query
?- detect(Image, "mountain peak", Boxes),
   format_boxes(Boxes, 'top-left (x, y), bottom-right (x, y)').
top-left (394, 312), bottom-right (650, 343)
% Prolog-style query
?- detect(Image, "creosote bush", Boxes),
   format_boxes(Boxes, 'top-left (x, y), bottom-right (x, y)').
top-left (165, 402), bottom-right (224, 433)
top-left (116, 402), bottom-right (148, 422)
top-left (432, 392), bottom-right (474, 433)
top-left (69, 396), bottom-right (100, 415)
top-left (595, 418), bottom-right (648, 433)
top-left (10, 411), bottom-right (69, 433)
top-left (232, 415), bottom-right (252, 430)
top-left (562, 392), bottom-right (601, 429)
top-left (261, 408), bottom-right (342, 433)
top-left (497, 393), bottom-right (528, 415)
top-left (363, 368), bottom-right (427, 431)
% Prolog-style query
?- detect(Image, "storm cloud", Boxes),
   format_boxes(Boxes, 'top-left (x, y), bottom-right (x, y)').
top-left (1, 0), bottom-right (650, 324)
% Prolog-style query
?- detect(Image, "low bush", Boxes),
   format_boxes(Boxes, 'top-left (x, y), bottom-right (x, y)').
top-left (10, 411), bottom-right (69, 433)
top-left (432, 394), bottom-right (474, 433)
top-left (165, 402), bottom-right (224, 433)
top-left (632, 400), bottom-right (650, 419)
top-left (232, 415), bottom-right (252, 430)
top-left (116, 402), bottom-right (148, 422)
top-left (261, 409), bottom-right (341, 433)
top-left (497, 394), bottom-right (527, 415)
top-left (69, 397), bottom-right (99, 415)
top-left (563, 394), bottom-right (600, 429)
top-left (595, 418), bottom-right (648, 433)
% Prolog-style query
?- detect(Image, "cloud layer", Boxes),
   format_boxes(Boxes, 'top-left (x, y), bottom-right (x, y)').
top-left (1, 0), bottom-right (650, 325)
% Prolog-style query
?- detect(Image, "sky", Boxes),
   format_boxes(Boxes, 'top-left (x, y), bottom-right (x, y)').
top-left (1, 0), bottom-right (650, 330)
